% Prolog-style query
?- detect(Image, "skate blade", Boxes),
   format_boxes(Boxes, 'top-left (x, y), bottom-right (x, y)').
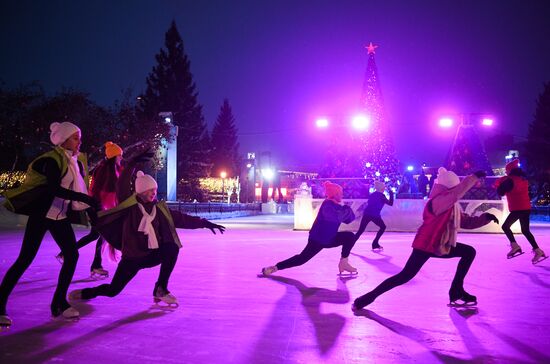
top-left (447, 301), bottom-right (477, 308)
top-left (371, 247), bottom-right (384, 252)
top-left (152, 301), bottom-right (179, 310)
top-left (51, 315), bottom-right (80, 322)
top-left (337, 271), bottom-right (358, 276)
top-left (533, 256), bottom-right (548, 265)
top-left (90, 273), bottom-right (109, 280)
top-left (507, 251), bottom-right (525, 259)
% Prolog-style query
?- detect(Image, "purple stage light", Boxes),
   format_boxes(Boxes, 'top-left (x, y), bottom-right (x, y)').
top-left (315, 118), bottom-right (329, 128)
top-left (481, 118), bottom-right (494, 126)
top-left (351, 114), bottom-right (369, 130)
top-left (407, 165), bottom-right (414, 171)
top-left (439, 117), bottom-right (453, 128)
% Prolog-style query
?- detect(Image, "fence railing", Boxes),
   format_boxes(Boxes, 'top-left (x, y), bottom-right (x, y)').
top-left (165, 202), bottom-right (262, 215)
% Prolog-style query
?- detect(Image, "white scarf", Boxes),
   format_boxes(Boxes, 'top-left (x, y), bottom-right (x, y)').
top-left (441, 202), bottom-right (462, 249)
top-left (137, 203), bottom-right (159, 249)
top-left (66, 151), bottom-right (89, 211)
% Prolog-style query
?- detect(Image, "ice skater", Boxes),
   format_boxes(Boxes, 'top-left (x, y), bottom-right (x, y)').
top-left (69, 169), bottom-right (225, 308)
top-left (261, 181), bottom-right (358, 276)
top-left (0, 122), bottom-right (100, 328)
top-left (55, 141), bottom-right (124, 278)
top-left (495, 159), bottom-right (547, 264)
top-left (355, 180), bottom-right (394, 251)
top-left (352, 168), bottom-right (499, 311)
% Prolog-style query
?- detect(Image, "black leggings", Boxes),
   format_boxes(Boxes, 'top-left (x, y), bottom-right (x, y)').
top-left (501, 210), bottom-right (539, 250)
top-left (0, 215), bottom-right (79, 316)
top-left (81, 242), bottom-right (179, 299)
top-left (354, 243), bottom-right (476, 308)
top-left (276, 231), bottom-right (356, 270)
top-left (355, 214), bottom-right (386, 247)
top-left (75, 228), bottom-right (104, 270)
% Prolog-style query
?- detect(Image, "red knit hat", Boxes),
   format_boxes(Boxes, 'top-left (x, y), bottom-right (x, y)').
top-left (323, 181), bottom-right (343, 200)
top-left (105, 141), bottom-right (123, 159)
top-left (505, 159), bottom-right (519, 174)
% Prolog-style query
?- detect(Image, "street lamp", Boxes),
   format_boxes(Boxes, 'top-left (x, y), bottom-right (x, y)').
top-left (220, 171), bottom-right (227, 203)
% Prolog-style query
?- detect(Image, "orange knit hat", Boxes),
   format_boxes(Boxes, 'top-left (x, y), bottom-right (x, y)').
top-left (104, 141), bottom-right (123, 159)
top-left (323, 181), bottom-right (343, 200)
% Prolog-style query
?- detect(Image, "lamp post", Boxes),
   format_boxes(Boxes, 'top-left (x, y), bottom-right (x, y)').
top-left (220, 171), bottom-right (227, 203)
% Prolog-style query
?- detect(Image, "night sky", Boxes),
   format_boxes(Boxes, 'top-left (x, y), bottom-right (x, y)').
top-left (2, 1), bottom-right (549, 172)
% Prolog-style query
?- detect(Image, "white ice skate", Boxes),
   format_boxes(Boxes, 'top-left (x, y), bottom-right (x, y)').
top-left (153, 288), bottom-right (179, 308)
top-left (532, 248), bottom-right (548, 265)
top-left (260, 266), bottom-right (278, 277)
top-left (338, 258), bottom-right (358, 275)
top-left (52, 306), bottom-right (80, 321)
top-left (507, 242), bottom-right (524, 259)
top-left (90, 267), bottom-right (109, 279)
top-left (0, 315), bottom-right (12, 331)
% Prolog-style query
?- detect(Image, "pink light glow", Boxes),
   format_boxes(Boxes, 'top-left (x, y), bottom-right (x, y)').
top-left (315, 118), bottom-right (329, 128)
top-left (482, 118), bottom-right (494, 126)
top-left (351, 114), bottom-right (369, 130)
top-left (439, 117), bottom-right (453, 128)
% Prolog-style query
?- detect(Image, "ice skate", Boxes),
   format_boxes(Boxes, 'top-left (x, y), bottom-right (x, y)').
top-left (371, 244), bottom-right (384, 252)
top-left (448, 289), bottom-right (477, 307)
top-left (260, 265), bottom-right (278, 277)
top-left (52, 306), bottom-right (80, 321)
top-left (0, 315), bottom-right (12, 331)
top-left (507, 242), bottom-right (524, 259)
top-left (55, 253), bottom-right (64, 264)
top-left (338, 257), bottom-right (358, 275)
top-left (532, 248), bottom-right (548, 265)
top-left (90, 267), bottom-right (109, 279)
top-left (153, 286), bottom-right (179, 308)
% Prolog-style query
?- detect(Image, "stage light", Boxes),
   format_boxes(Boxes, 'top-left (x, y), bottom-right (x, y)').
top-left (481, 118), bottom-right (493, 126)
top-left (439, 118), bottom-right (453, 128)
top-left (262, 168), bottom-right (274, 180)
top-left (407, 165), bottom-right (414, 171)
top-left (315, 118), bottom-right (329, 128)
top-left (351, 114), bottom-right (369, 130)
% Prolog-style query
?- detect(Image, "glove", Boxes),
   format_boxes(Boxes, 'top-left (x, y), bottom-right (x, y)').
top-left (474, 170), bottom-right (487, 178)
top-left (485, 213), bottom-right (499, 224)
top-left (204, 220), bottom-right (226, 235)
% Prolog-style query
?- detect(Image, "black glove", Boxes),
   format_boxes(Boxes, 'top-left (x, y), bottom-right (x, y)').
top-left (204, 220), bottom-right (226, 235)
top-left (86, 196), bottom-right (102, 212)
top-left (474, 170), bottom-right (487, 178)
top-left (485, 213), bottom-right (499, 224)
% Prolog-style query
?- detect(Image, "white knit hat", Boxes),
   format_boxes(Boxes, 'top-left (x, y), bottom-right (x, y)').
top-left (50, 122), bottom-right (81, 146)
top-left (135, 171), bottom-right (158, 193)
top-left (434, 167), bottom-right (460, 188)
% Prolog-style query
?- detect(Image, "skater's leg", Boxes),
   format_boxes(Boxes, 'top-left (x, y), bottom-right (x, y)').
top-left (275, 239), bottom-right (323, 270)
top-left (0, 215), bottom-right (48, 315)
top-left (371, 217), bottom-right (386, 248)
top-left (355, 214), bottom-right (372, 241)
top-left (81, 258), bottom-right (140, 299)
top-left (49, 219), bottom-right (79, 316)
top-left (75, 227), bottom-right (101, 250)
top-left (518, 211), bottom-right (539, 250)
top-left (335, 232), bottom-right (358, 258)
top-left (354, 249), bottom-right (430, 309)
top-left (90, 237), bottom-right (105, 270)
top-left (502, 211), bottom-right (520, 243)
top-left (437, 243), bottom-right (476, 296)
top-left (152, 243), bottom-right (179, 292)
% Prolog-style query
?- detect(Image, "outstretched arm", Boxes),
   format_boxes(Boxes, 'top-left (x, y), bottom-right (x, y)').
top-left (171, 210), bottom-right (226, 234)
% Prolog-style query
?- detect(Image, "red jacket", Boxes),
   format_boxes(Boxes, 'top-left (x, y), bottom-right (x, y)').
top-left (495, 175), bottom-right (531, 211)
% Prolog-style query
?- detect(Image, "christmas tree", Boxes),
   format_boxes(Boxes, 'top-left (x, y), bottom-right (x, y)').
top-left (445, 116), bottom-right (494, 176)
top-left (210, 99), bottom-right (241, 178)
top-left (320, 43), bottom-right (400, 187)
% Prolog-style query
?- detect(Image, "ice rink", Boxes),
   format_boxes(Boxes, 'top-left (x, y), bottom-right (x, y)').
top-left (1, 215), bottom-right (549, 363)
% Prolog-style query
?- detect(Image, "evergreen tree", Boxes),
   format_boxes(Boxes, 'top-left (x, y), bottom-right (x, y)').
top-left (210, 99), bottom-right (240, 177)
top-left (525, 82), bottom-right (550, 179)
top-left (139, 21), bottom-right (210, 200)
top-left (320, 43), bottom-right (400, 187)
top-left (445, 117), bottom-right (494, 176)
